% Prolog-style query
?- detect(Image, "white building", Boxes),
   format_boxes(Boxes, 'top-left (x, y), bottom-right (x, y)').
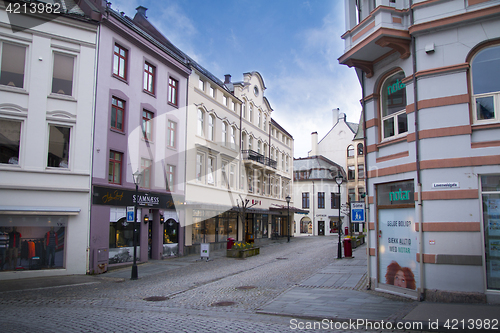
top-left (340, 0), bottom-right (500, 303)
top-left (0, 2), bottom-right (98, 278)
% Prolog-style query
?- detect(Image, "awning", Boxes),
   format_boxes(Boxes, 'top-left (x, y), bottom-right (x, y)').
top-left (0, 206), bottom-right (81, 215)
top-left (270, 205), bottom-right (309, 214)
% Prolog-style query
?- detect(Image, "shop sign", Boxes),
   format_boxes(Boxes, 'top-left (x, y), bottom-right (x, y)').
top-left (93, 186), bottom-right (181, 209)
top-left (377, 180), bottom-right (414, 206)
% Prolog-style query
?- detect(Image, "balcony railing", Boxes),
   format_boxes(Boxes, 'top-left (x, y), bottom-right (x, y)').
top-left (241, 150), bottom-right (277, 169)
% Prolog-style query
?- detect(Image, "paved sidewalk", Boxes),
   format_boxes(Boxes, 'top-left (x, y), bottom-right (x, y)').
top-left (257, 244), bottom-right (500, 332)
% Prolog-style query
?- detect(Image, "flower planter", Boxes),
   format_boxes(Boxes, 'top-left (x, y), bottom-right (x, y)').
top-left (226, 247), bottom-right (260, 258)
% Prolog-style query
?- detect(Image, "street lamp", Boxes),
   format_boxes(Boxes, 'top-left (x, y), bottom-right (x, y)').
top-left (286, 195), bottom-right (291, 243)
top-left (131, 170), bottom-right (142, 280)
top-left (335, 175), bottom-right (343, 259)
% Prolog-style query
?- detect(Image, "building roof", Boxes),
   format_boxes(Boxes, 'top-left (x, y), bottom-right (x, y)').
top-left (271, 118), bottom-right (293, 139)
top-left (293, 155), bottom-right (346, 180)
top-left (353, 111), bottom-right (364, 140)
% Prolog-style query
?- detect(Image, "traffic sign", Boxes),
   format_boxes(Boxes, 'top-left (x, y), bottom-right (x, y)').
top-left (127, 206), bottom-right (134, 222)
top-left (351, 201), bottom-right (365, 223)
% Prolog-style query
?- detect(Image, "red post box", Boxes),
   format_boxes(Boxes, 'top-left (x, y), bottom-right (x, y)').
top-left (344, 226), bottom-right (349, 236)
top-left (227, 237), bottom-right (235, 250)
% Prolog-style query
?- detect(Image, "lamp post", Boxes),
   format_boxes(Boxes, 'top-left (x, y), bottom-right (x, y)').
top-left (286, 195), bottom-right (291, 243)
top-left (335, 175), bottom-right (343, 259)
top-left (131, 170), bottom-right (142, 280)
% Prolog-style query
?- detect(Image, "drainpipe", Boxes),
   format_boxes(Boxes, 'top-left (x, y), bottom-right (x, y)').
top-left (410, 0), bottom-right (424, 301)
top-left (361, 70), bottom-right (371, 290)
top-left (312, 180), bottom-right (315, 236)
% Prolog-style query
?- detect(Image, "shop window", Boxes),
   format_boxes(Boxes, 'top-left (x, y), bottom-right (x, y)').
top-left (357, 143), bottom-right (364, 155)
top-left (142, 110), bottom-right (153, 141)
top-left (347, 145), bottom-right (355, 158)
top-left (168, 77), bottom-right (178, 106)
top-left (0, 118), bottom-right (21, 164)
top-left (331, 192), bottom-right (340, 209)
top-left (109, 207), bottom-right (141, 265)
top-left (0, 219), bottom-right (66, 270)
top-left (166, 164), bottom-right (175, 191)
top-left (47, 125), bottom-right (70, 168)
top-left (197, 109), bottom-right (204, 137)
top-left (167, 120), bottom-right (176, 148)
top-left (0, 42), bottom-right (26, 88)
top-left (112, 43), bottom-right (127, 80)
top-left (471, 45), bottom-right (500, 124)
top-left (302, 192), bottom-right (309, 209)
top-left (318, 192), bottom-right (325, 209)
top-left (143, 62), bottom-right (155, 94)
top-left (52, 53), bottom-right (74, 96)
top-left (108, 150), bottom-right (122, 184)
top-left (381, 71), bottom-right (407, 140)
top-left (163, 218), bottom-right (179, 257)
top-left (111, 97), bottom-right (125, 131)
top-left (141, 158), bottom-right (152, 188)
top-left (481, 175), bottom-right (500, 290)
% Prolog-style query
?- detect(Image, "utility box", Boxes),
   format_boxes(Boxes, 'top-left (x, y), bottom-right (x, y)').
top-left (94, 248), bottom-right (108, 274)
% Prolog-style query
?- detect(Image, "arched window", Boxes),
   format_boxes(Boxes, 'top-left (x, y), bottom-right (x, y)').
top-left (222, 122), bottom-right (227, 145)
top-left (230, 126), bottom-right (236, 149)
top-left (241, 132), bottom-right (246, 150)
top-left (197, 109), bottom-right (204, 137)
top-left (381, 71), bottom-right (407, 140)
top-left (208, 114), bottom-right (215, 141)
top-left (347, 145), bottom-right (355, 157)
top-left (471, 44), bottom-right (500, 123)
top-left (357, 143), bottom-right (364, 156)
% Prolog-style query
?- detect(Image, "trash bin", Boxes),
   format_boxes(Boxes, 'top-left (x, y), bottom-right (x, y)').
top-left (227, 237), bottom-right (235, 250)
top-left (343, 238), bottom-right (352, 257)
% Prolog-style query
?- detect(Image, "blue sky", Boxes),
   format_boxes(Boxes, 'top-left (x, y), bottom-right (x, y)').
top-left (111, 0), bottom-right (362, 158)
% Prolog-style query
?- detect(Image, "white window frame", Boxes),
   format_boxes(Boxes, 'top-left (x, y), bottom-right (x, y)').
top-left (222, 122), bottom-right (227, 145)
top-left (207, 155), bottom-right (215, 185)
top-left (208, 114), bottom-right (215, 141)
top-left (0, 41), bottom-right (27, 89)
top-left (380, 71), bottom-right (407, 141)
top-left (230, 126), bottom-right (236, 149)
top-left (197, 109), bottom-right (205, 137)
top-left (196, 152), bottom-right (204, 183)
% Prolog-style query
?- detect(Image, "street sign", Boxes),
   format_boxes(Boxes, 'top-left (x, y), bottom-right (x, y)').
top-left (127, 206), bottom-right (134, 222)
top-left (351, 201), bottom-right (365, 223)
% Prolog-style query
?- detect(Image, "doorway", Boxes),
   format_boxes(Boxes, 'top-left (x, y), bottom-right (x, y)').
top-left (318, 221), bottom-right (325, 235)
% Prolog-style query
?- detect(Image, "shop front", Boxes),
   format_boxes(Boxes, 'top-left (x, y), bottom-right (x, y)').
top-left (90, 186), bottom-right (183, 274)
top-left (376, 180), bottom-right (419, 298)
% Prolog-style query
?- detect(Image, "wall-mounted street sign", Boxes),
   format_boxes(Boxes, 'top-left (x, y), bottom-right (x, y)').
top-left (126, 206), bottom-right (134, 222)
top-left (432, 182), bottom-right (459, 189)
top-left (351, 201), bottom-right (365, 223)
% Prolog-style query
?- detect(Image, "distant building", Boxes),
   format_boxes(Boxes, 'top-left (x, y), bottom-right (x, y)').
top-left (340, 0), bottom-right (500, 303)
top-left (0, 1), bottom-right (99, 278)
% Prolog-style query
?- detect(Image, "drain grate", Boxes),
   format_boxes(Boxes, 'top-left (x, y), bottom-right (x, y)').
top-left (143, 296), bottom-right (169, 302)
top-left (276, 257), bottom-right (288, 260)
top-left (236, 286), bottom-right (256, 290)
top-left (211, 301), bottom-right (236, 306)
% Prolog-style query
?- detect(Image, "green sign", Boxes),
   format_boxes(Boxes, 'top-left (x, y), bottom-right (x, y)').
top-left (377, 180), bottom-right (414, 205)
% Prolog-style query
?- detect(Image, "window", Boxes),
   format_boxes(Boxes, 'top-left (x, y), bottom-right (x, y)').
top-left (166, 165), bottom-right (175, 191)
top-left (230, 126), bottom-right (236, 149)
top-left (348, 165), bottom-right (356, 180)
top-left (242, 103), bottom-right (246, 119)
top-left (143, 62), bottom-right (155, 94)
top-left (0, 43), bottom-right (26, 88)
top-left (318, 192), bottom-right (325, 209)
top-left (264, 115), bottom-right (267, 132)
top-left (141, 158), bottom-right (152, 188)
top-left (0, 119), bottom-right (21, 164)
top-left (249, 105), bottom-right (253, 122)
top-left (229, 164), bottom-right (235, 188)
top-left (231, 101), bottom-right (235, 112)
top-left (358, 164), bottom-right (365, 179)
top-left (168, 77), bottom-right (178, 106)
top-left (357, 143), bottom-right (364, 155)
top-left (358, 187), bottom-right (365, 200)
top-left (347, 145), bottom-right (355, 157)
top-left (331, 193), bottom-right (340, 209)
top-left (248, 136), bottom-right (252, 151)
top-left (222, 95), bottom-right (227, 106)
top-left (282, 153), bottom-right (285, 170)
top-left (112, 43), bottom-right (127, 80)
top-left (167, 120), bottom-right (176, 148)
top-left (302, 193), bottom-right (309, 209)
top-left (348, 188), bottom-right (356, 202)
top-left (471, 45), bottom-right (500, 123)
top-left (481, 175), bottom-right (500, 290)
top-left (208, 115), bottom-right (215, 141)
top-left (199, 79), bottom-right (205, 91)
top-left (108, 151), bottom-right (122, 184)
top-left (197, 109), bottom-right (204, 137)
top-left (258, 111), bottom-right (261, 127)
top-left (142, 110), bottom-right (153, 141)
top-left (111, 97), bottom-right (125, 131)
top-left (286, 156), bottom-right (289, 172)
top-left (210, 86), bottom-right (215, 98)
top-left (222, 122), bottom-right (227, 145)
top-left (257, 141), bottom-right (261, 154)
top-left (221, 161), bottom-right (227, 187)
top-left (381, 71), bottom-right (407, 140)
top-left (52, 53), bottom-right (74, 96)
top-left (196, 153), bottom-right (204, 182)
top-left (207, 156), bottom-right (215, 185)
top-left (47, 125), bottom-right (70, 168)
top-left (247, 169), bottom-right (253, 193)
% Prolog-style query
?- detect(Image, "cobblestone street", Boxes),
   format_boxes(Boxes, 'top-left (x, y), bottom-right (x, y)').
top-left (0, 237), bottom-right (431, 332)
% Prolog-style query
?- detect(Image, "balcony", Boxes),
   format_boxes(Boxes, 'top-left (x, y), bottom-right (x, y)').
top-left (242, 150), bottom-right (277, 169)
top-left (339, 3), bottom-right (411, 78)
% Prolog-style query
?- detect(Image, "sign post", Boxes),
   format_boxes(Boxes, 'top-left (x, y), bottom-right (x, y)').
top-left (351, 201), bottom-right (365, 223)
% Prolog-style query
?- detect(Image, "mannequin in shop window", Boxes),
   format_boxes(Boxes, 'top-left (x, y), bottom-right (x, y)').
top-left (46, 227), bottom-right (58, 267)
top-left (8, 227), bottom-right (21, 270)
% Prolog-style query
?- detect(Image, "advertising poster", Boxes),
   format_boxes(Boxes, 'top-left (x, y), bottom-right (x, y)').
top-left (489, 239), bottom-right (500, 258)
top-left (489, 219), bottom-right (500, 237)
top-left (378, 208), bottom-right (419, 290)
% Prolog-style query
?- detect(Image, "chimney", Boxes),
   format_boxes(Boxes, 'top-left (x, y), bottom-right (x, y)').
top-left (136, 6), bottom-right (148, 17)
top-left (311, 132), bottom-right (318, 157)
top-left (333, 108), bottom-right (339, 126)
top-left (224, 74), bottom-right (231, 84)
